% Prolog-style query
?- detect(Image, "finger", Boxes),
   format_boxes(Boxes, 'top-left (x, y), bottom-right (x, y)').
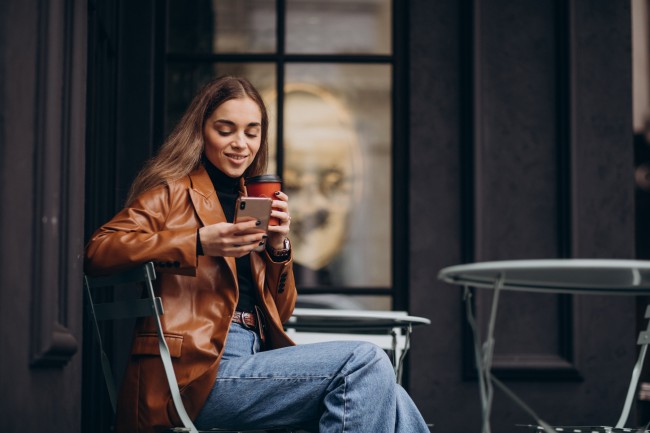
top-left (273, 191), bottom-right (289, 201)
top-left (234, 232), bottom-right (267, 245)
top-left (267, 225), bottom-right (290, 236)
top-left (232, 219), bottom-right (263, 232)
top-left (223, 241), bottom-right (265, 257)
top-left (270, 210), bottom-right (291, 224)
top-left (272, 199), bottom-right (289, 212)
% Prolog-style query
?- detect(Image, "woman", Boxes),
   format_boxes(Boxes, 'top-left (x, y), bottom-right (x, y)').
top-left (85, 76), bottom-right (429, 433)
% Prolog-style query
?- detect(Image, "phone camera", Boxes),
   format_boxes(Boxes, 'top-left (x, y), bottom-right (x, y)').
top-left (239, 201), bottom-right (246, 210)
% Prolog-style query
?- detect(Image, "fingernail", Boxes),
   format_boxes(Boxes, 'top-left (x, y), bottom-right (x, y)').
top-left (262, 235), bottom-right (268, 239)
top-left (274, 191), bottom-right (281, 195)
top-left (256, 220), bottom-right (261, 226)
top-left (259, 241), bottom-right (265, 246)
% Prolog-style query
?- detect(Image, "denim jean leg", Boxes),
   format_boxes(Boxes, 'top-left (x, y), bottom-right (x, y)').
top-left (394, 384), bottom-right (431, 432)
top-left (195, 325), bottom-right (429, 432)
top-left (320, 341), bottom-right (429, 433)
top-left (195, 324), bottom-right (330, 430)
top-left (218, 322), bottom-right (261, 361)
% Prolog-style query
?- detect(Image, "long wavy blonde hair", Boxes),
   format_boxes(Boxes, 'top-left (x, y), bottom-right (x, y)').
top-left (125, 76), bottom-right (269, 205)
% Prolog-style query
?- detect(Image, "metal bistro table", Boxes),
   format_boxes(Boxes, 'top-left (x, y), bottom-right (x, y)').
top-left (285, 308), bottom-right (431, 384)
top-left (438, 259), bottom-right (650, 433)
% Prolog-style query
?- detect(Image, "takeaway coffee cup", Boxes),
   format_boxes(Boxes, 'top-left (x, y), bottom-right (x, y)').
top-left (245, 174), bottom-right (282, 226)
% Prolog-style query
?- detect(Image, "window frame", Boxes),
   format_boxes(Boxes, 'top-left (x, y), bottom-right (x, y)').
top-left (156, 0), bottom-right (409, 310)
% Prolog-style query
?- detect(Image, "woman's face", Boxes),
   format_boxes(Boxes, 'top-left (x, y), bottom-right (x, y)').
top-left (203, 97), bottom-right (262, 178)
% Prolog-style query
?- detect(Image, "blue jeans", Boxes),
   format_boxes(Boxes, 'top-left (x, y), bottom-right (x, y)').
top-left (195, 323), bottom-right (430, 432)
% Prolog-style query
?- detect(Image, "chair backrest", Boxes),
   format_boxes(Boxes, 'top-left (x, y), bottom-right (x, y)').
top-left (84, 262), bottom-right (199, 433)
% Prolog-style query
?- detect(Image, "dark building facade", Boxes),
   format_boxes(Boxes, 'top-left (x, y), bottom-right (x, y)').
top-left (0, 1), bottom-right (640, 432)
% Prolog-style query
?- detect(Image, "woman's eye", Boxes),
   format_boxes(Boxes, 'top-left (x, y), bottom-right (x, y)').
top-left (217, 130), bottom-right (231, 136)
top-left (245, 133), bottom-right (258, 138)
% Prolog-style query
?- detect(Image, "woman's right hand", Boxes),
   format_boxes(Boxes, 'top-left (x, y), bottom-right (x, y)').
top-left (199, 220), bottom-right (267, 258)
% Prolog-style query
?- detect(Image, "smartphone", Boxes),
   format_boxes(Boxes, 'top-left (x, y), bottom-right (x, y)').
top-left (234, 197), bottom-right (272, 251)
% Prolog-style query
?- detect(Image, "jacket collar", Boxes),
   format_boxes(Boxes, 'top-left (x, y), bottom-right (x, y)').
top-left (187, 164), bottom-right (246, 225)
top-left (188, 164), bottom-right (217, 199)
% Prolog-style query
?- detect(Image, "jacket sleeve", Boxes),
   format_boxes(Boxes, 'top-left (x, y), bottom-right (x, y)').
top-left (84, 184), bottom-right (198, 276)
top-left (262, 249), bottom-right (297, 323)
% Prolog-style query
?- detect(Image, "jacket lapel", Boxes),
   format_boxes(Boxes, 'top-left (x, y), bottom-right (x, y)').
top-left (250, 251), bottom-right (266, 296)
top-left (188, 165), bottom-right (237, 283)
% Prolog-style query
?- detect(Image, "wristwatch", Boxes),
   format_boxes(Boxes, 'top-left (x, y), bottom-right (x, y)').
top-left (267, 238), bottom-right (291, 260)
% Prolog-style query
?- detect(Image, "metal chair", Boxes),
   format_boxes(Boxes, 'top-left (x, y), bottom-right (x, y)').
top-left (84, 262), bottom-right (295, 433)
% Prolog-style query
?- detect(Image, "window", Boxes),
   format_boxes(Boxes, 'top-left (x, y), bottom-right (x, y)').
top-left (163, 0), bottom-right (405, 310)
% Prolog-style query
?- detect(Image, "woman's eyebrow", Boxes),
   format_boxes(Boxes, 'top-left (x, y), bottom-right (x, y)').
top-left (215, 119), bottom-right (261, 127)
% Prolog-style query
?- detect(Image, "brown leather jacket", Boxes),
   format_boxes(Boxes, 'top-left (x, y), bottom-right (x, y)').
top-left (85, 165), bottom-right (297, 433)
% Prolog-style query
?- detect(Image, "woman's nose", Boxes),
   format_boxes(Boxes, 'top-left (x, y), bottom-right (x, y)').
top-left (231, 133), bottom-right (246, 148)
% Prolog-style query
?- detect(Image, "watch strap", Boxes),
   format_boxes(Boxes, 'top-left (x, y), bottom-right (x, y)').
top-left (267, 238), bottom-right (290, 259)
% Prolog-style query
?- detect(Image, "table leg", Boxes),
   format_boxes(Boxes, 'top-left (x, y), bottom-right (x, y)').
top-left (615, 340), bottom-right (648, 428)
top-left (463, 276), bottom-right (554, 433)
top-left (463, 283), bottom-right (492, 433)
top-left (615, 303), bottom-right (650, 428)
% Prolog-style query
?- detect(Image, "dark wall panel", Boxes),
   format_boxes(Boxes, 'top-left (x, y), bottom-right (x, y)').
top-left (409, 0), bottom-right (636, 431)
top-left (571, 1), bottom-right (634, 259)
top-left (0, 0), bottom-right (86, 431)
top-left (409, 0), bottom-right (476, 429)
top-left (83, 1), bottom-right (159, 431)
top-left (473, 0), bottom-right (577, 379)
top-left (476, 0), bottom-right (559, 261)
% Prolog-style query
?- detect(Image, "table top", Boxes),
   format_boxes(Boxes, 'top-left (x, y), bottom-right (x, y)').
top-left (438, 259), bottom-right (650, 295)
top-left (287, 308), bottom-right (431, 331)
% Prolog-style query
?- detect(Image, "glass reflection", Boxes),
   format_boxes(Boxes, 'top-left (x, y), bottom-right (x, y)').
top-left (282, 84), bottom-right (362, 273)
top-left (268, 64), bottom-right (392, 288)
top-left (286, 0), bottom-right (391, 54)
top-left (168, 0), bottom-right (276, 54)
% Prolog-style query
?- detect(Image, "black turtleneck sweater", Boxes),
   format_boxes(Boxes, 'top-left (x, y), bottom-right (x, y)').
top-left (203, 160), bottom-right (257, 312)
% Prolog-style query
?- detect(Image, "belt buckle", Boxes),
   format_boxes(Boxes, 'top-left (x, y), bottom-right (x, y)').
top-left (240, 311), bottom-right (256, 330)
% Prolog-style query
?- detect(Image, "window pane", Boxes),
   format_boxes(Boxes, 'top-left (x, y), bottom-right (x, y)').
top-left (285, 0), bottom-right (391, 54)
top-left (165, 63), bottom-right (277, 167)
top-left (269, 64), bottom-right (392, 288)
top-left (167, 0), bottom-right (277, 54)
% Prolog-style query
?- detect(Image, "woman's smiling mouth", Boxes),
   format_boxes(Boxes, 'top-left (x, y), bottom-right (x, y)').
top-left (225, 153), bottom-right (248, 162)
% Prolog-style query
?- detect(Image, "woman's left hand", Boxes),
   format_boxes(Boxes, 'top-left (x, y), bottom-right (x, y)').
top-left (267, 191), bottom-right (291, 250)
